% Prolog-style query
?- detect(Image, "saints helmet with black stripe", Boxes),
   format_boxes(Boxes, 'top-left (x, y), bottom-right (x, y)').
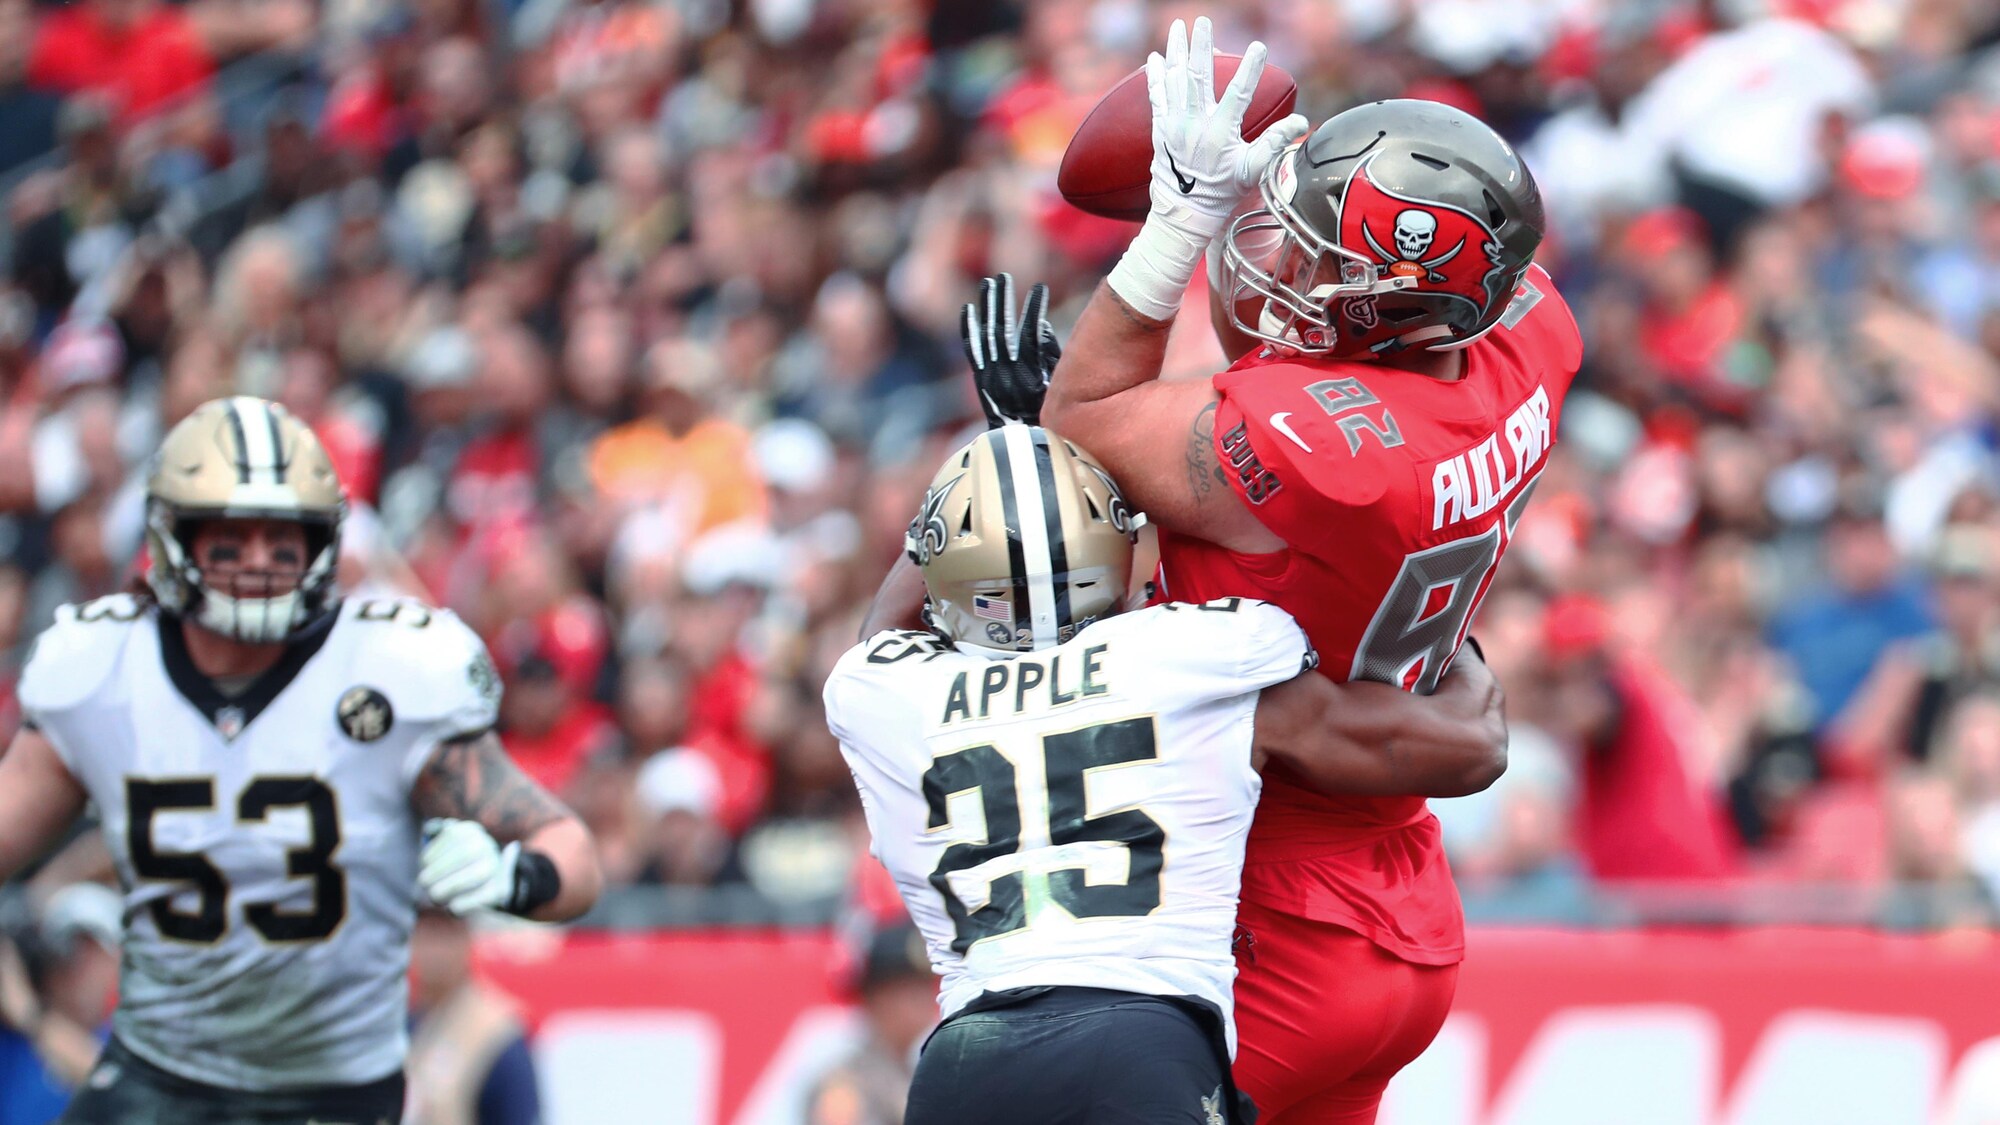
top-left (144, 396), bottom-right (347, 643)
top-left (905, 424), bottom-right (1142, 653)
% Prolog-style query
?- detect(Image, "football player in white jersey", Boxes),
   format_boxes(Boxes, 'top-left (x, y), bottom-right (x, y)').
top-left (0, 397), bottom-right (602, 1124)
top-left (825, 425), bottom-right (1505, 1125)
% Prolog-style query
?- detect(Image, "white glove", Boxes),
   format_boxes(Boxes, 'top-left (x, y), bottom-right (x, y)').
top-left (419, 818), bottom-right (521, 915)
top-left (1109, 17), bottom-right (1309, 321)
top-left (1145, 18), bottom-right (1305, 236)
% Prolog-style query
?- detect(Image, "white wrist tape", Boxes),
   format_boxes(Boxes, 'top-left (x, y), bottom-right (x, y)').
top-left (1107, 214), bottom-right (1211, 323)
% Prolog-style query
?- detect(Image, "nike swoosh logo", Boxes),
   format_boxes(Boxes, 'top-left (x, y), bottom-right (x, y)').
top-left (1270, 412), bottom-right (1312, 453)
top-left (1167, 151), bottom-right (1196, 194)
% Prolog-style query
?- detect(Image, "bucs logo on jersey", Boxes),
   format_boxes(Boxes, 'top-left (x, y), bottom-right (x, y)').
top-left (1340, 154), bottom-right (1509, 323)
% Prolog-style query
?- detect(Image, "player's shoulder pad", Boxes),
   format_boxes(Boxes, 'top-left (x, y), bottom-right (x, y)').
top-left (1213, 360), bottom-right (1394, 508)
top-left (845, 629), bottom-right (956, 672)
top-left (1511, 264), bottom-right (1583, 374)
top-left (1106, 597), bottom-right (1312, 670)
top-left (824, 630), bottom-right (951, 729)
top-left (19, 595), bottom-right (151, 716)
top-left (337, 597), bottom-right (501, 731)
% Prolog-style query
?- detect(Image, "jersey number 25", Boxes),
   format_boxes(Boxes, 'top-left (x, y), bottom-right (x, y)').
top-left (923, 717), bottom-right (1164, 953)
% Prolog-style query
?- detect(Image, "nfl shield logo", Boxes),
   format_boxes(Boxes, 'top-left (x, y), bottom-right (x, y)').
top-left (215, 706), bottom-right (245, 741)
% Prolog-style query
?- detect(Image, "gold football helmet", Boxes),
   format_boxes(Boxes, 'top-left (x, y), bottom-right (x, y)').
top-left (906, 425), bottom-right (1142, 652)
top-left (145, 396), bottom-right (346, 642)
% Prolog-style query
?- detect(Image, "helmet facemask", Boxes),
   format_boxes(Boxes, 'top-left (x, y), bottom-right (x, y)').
top-left (143, 397), bottom-right (349, 645)
top-left (146, 504), bottom-right (343, 644)
top-left (1220, 153), bottom-right (1419, 358)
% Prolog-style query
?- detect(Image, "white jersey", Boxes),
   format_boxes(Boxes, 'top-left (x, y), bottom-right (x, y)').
top-left (19, 594), bottom-right (500, 1091)
top-left (824, 599), bottom-right (1312, 1053)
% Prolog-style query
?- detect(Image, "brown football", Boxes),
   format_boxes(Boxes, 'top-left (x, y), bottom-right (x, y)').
top-left (1057, 54), bottom-right (1300, 222)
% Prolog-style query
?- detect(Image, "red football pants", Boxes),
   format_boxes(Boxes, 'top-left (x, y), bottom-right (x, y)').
top-left (1230, 897), bottom-right (1459, 1124)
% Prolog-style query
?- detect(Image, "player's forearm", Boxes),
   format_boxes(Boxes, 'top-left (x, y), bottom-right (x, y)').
top-left (413, 732), bottom-right (603, 922)
top-left (1255, 655), bottom-right (1508, 798)
top-left (521, 817), bottom-right (602, 922)
top-left (859, 553), bottom-right (928, 640)
top-left (1044, 281), bottom-right (1176, 433)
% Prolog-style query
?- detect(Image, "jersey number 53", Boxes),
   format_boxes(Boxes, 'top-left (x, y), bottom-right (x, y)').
top-left (127, 777), bottom-right (346, 944)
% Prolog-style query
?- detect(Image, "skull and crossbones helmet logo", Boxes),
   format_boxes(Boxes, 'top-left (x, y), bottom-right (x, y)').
top-left (1393, 209), bottom-right (1437, 259)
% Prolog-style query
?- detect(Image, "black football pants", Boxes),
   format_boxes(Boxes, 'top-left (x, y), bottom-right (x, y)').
top-left (905, 986), bottom-right (1253, 1124)
top-left (59, 1036), bottom-right (404, 1125)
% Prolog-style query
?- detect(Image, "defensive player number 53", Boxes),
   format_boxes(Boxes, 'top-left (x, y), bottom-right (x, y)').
top-left (922, 717), bottom-right (1166, 952)
top-left (126, 776), bottom-right (347, 944)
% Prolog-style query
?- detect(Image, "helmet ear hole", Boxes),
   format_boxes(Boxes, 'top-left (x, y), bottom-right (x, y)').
top-left (173, 517), bottom-right (211, 565)
top-left (303, 521), bottom-right (337, 564)
top-left (1483, 190), bottom-right (1506, 230)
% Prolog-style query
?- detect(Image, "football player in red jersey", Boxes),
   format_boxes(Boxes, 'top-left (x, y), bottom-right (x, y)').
top-left (985, 18), bottom-right (1585, 1124)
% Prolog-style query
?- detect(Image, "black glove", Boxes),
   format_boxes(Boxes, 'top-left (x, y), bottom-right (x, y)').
top-left (961, 273), bottom-right (1061, 428)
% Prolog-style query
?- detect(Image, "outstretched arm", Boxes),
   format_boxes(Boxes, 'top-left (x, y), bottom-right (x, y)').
top-left (1251, 647), bottom-right (1508, 798)
top-left (411, 733), bottom-right (602, 922)
top-left (1044, 18), bottom-right (1299, 552)
top-left (1045, 286), bottom-right (1282, 552)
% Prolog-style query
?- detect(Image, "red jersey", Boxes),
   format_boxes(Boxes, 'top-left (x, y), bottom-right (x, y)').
top-left (1157, 265), bottom-right (1582, 964)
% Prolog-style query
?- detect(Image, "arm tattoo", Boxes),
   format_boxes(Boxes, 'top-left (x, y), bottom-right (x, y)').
top-left (1185, 402), bottom-right (1227, 501)
top-left (412, 731), bottom-right (567, 842)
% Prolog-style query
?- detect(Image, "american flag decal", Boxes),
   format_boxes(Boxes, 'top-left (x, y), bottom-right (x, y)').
top-left (972, 595), bottom-right (1011, 622)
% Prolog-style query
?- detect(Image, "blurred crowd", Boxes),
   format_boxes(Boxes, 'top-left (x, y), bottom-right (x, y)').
top-left (3, 0), bottom-right (2000, 987)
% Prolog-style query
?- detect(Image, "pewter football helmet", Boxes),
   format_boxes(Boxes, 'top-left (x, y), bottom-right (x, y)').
top-left (1221, 99), bottom-right (1545, 358)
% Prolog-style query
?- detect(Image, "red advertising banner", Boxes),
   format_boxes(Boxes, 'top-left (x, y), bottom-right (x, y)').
top-left (475, 928), bottom-right (2000, 1125)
